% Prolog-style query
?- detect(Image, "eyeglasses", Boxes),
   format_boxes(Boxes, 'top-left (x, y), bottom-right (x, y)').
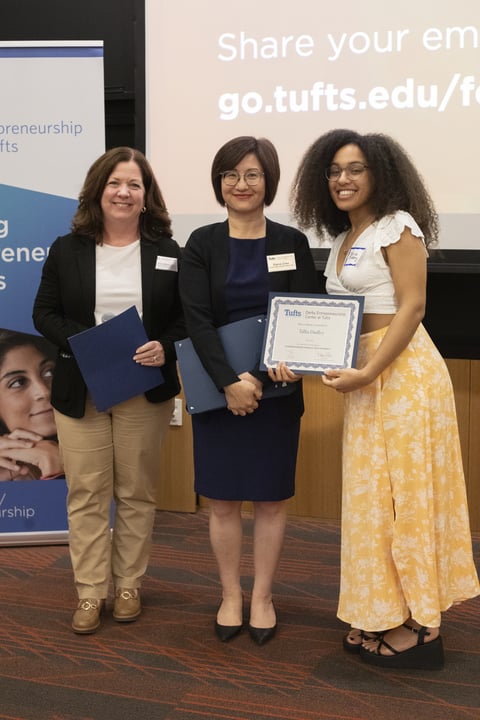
top-left (220, 169), bottom-right (265, 186)
top-left (325, 162), bottom-right (369, 181)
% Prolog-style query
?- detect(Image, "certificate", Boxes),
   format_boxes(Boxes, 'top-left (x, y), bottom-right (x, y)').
top-left (260, 293), bottom-right (364, 374)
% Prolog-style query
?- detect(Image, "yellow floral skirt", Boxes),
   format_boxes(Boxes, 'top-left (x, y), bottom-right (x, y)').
top-left (338, 324), bottom-right (480, 631)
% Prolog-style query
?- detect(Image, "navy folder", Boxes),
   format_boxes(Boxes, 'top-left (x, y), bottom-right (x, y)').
top-left (175, 315), bottom-right (295, 414)
top-left (68, 306), bottom-right (164, 412)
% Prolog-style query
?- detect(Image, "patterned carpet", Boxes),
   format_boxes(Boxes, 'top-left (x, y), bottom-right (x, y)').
top-left (0, 510), bottom-right (479, 720)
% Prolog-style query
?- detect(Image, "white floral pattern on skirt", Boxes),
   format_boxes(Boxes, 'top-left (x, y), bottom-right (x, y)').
top-left (337, 324), bottom-right (480, 631)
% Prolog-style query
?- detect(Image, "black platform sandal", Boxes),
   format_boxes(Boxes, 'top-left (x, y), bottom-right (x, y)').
top-left (359, 624), bottom-right (444, 670)
top-left (342, 628), bottom-right (384, 654)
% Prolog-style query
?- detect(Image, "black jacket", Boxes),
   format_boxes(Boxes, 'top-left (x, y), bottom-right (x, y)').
top-left (179, 218), bottom-right (319, 393)
top-left (33, 232), bottom-right (185, 418)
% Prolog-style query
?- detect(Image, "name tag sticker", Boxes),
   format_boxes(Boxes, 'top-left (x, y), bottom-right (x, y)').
top-left (267, 253), bottom-right (296, 272)
top-left (344, 246), bottom-right (365, 267)
top-left (155, 255), bottom-right (178, 271)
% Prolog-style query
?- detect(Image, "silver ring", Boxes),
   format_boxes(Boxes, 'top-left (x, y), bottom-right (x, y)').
top-left (154, 355), bottom-right (158, 362)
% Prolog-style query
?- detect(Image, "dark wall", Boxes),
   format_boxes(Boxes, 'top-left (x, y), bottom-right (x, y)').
top-left (423, 269), bottom-right (480, 359)
top-left (3, 0), bottom-right (145, 150)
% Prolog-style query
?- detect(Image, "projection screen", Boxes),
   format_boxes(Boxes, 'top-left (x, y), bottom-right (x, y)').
top-left (146, 0), bottom-right (480, 250)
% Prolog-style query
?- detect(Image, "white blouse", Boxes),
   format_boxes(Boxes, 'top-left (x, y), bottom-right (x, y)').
top-left (94, 240), bottom-right (142, 325)
top-left (324, 211), bottom-right (427, 314)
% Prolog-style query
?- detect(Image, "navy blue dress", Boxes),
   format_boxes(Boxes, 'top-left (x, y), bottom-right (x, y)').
top-left (192, 237), bottom-right (302, 501)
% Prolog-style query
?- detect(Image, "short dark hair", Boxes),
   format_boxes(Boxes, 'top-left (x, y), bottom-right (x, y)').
top-left (291, 129), bottom-right (438, 246)
top-left (71, 146), bottom-right (172, 241)
top-left (211, 136), bottom-right (280, 207)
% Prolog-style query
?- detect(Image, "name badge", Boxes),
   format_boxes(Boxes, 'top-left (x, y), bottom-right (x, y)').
top-left (155, 255), bottom-right (178, 271)
top-left (266, 253), bottom-right (296, 272)
top-left (344, 246), bottom-right (365, 267)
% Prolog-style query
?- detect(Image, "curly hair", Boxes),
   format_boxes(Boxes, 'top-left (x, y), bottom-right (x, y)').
top-left (71, 147), bottom-right (172, 241)
top-left (211, 136), bottom-right (280, 207)
top-left (291, 129), bottom-right (438, 247)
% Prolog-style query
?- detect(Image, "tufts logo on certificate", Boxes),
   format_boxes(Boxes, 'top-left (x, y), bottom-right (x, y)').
top-left (260, 292), bottom-right (364, 374)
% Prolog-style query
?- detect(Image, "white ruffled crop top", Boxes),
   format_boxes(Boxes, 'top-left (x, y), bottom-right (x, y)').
top-left (324, 210), bottom-right (427, 314)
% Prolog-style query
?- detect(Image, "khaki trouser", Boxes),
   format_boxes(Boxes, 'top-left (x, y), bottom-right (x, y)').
top-left (54, 394), bottom-right (174, 599)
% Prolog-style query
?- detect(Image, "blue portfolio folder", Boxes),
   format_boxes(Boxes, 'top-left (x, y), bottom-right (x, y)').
top-left (175, 315), bottom-right (294, 414)
top-left (68, 306), bottom-right (164, 412)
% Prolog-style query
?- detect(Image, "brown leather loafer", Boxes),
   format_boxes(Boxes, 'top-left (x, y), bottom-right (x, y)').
top-left (72, 598), bottom-right (104, 634)
top-left (113, 588), bottom-right (141, 622)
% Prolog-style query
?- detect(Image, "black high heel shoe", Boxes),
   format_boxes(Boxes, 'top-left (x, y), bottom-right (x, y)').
top-left (214, 599), bottom-right (243, 642)
top-left (248, 623), bottom-right (277, 646)
top-left (360, 624), bottom-right (444, 670)
top-left (248, 601), bottom-right (277, 646)
top-left (215, 620), bottom-right (242, 642)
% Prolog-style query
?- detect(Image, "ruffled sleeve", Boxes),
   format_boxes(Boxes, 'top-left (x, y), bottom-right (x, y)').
top-left (372, 211), bottom-right (426, 265)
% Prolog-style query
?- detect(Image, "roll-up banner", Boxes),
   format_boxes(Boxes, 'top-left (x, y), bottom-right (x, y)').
top-left (0, 41), bottom-right (105, 545)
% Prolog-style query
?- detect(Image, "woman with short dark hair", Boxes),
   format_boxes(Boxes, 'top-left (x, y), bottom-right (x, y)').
top-left (180, 136), bottom-right (318, 645)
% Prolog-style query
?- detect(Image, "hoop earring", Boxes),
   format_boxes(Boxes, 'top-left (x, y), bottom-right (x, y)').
top-left (141, 206), bottom-right (147, 213)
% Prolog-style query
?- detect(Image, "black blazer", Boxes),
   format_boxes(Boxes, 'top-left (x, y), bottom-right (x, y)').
top-left (33, 232), bottom-right (185, 418)
top-left (179, 218), bottom-right (319, 392)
